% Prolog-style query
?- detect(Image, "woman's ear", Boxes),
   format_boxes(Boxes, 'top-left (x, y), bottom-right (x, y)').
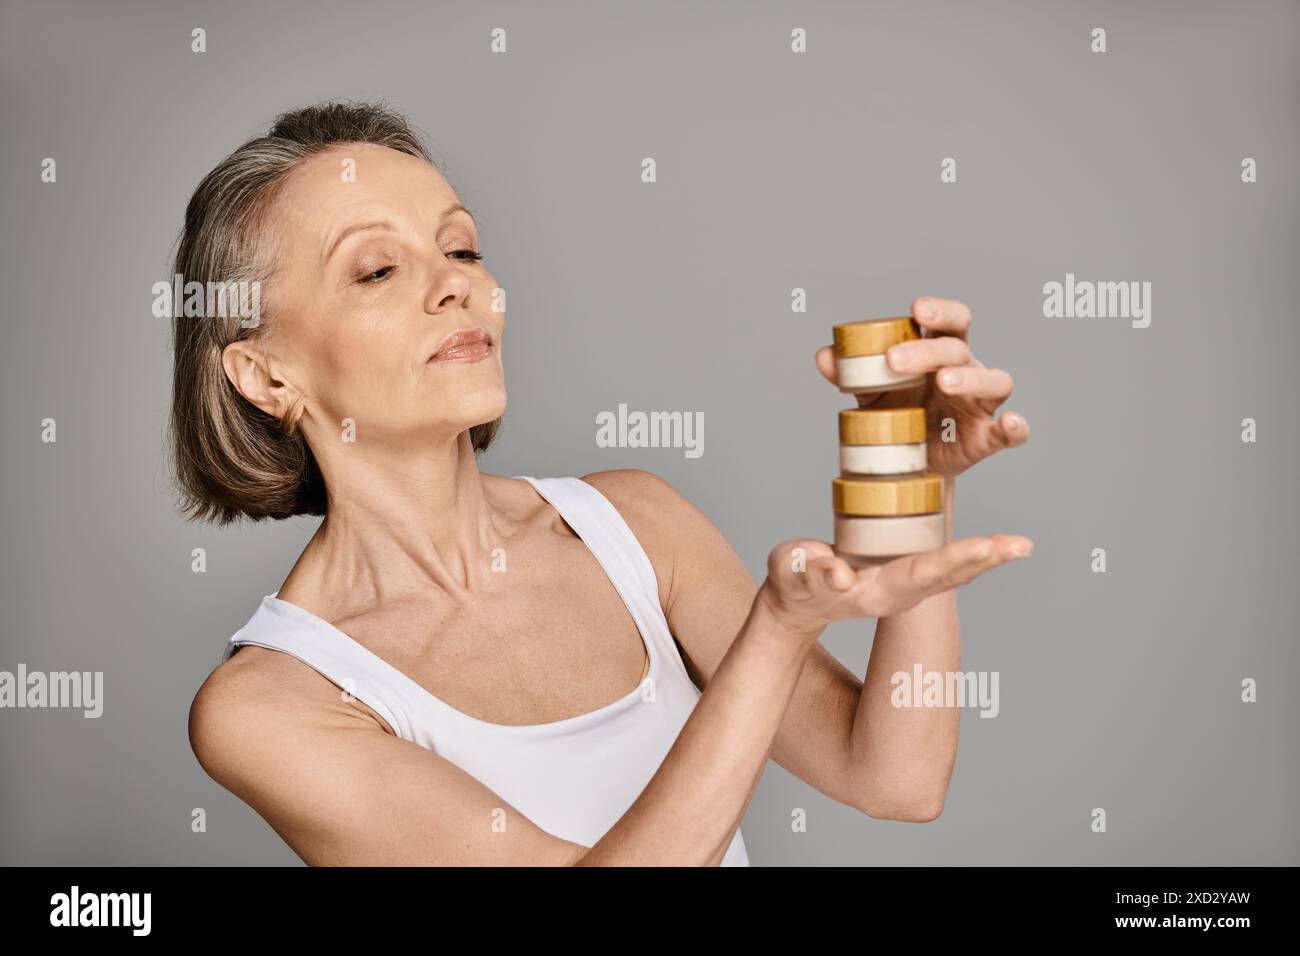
top-left (221, 339), bottom-right (302, 421)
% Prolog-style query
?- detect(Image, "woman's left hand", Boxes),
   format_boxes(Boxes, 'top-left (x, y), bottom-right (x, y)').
top-left (816, 296), bottom-right (1029, 479)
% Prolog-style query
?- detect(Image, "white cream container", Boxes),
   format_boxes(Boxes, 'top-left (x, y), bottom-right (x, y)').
top-left (832, 316), bottom-right (925, 394)
top-left (832, 472), bottom-right (946, 565)
top-left (839, 406), bottom-right (927, 476)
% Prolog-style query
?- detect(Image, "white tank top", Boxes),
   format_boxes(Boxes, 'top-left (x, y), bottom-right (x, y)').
top-left (220, 475), bottom-right (750, 866)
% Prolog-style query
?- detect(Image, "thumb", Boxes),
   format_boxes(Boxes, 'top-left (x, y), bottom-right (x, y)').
top-left (815, 345), bottom-right (837, 385)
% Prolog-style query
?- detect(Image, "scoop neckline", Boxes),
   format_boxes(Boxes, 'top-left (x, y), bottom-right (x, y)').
top-left (259, 477), bottom-right (659, 736)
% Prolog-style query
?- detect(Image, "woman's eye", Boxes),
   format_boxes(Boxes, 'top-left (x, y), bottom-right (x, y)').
top-left (355, 252), bottom-right (481, 283)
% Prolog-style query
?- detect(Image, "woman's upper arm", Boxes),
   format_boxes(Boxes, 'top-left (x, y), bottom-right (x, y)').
top-left (188, 654), bottom-right (588, 867)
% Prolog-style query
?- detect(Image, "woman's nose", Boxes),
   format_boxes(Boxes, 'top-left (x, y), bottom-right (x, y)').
top-left (422, 259), bottom-right (472, 313)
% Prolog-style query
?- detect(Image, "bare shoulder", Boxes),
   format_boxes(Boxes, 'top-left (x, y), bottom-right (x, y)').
top-left (579, 468), bottom-right (695, 541)
top-left (189, 645), bottom-right (386, 789)
top-left (578, 469), bottom-right (746, 612)
top-left (188, 651), bottom-right (275, 791)
top-left (579, 468), bottom-right (684, 517)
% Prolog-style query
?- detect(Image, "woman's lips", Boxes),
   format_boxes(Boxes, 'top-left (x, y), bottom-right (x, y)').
top-left (428, 328), bottom-right (493, 364)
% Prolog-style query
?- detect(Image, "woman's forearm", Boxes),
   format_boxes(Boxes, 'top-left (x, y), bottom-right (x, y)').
top-left (575, 594), bottom-right (814, 866)
top-left (849, 475), bottom-right (962, 820)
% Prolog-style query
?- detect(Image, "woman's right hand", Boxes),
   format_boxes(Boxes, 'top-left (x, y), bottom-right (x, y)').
top-left (756, 535), bottom-right (1031, 642)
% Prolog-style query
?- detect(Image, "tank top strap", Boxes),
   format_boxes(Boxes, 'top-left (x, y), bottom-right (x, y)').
top-left (221, 596), bottom-right (416, 742)
top-left (514, 475), bottom-right (669, 645)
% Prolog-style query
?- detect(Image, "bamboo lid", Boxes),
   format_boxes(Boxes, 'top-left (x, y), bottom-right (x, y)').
top-left (839, 407), bottom-right (926, 445)
top-left (832, 316), bottom-right (921, 357)
top-left (832, 472), bottom-right (944, 516)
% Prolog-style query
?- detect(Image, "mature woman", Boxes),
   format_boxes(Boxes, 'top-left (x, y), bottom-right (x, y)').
top-left (181, 102), bottom-right (1032, 866)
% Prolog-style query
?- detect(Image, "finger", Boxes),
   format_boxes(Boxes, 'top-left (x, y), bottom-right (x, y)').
top-left (985, 532), bottom-right (1034, 557)
top-left (886, 334), bottom-right (971, 377)
top-left (815, 345), bottom-right (837, 385)
top-left (869, 534), bottom-right (1032, 613)
top-left (987, 410), bottom-right (1030, 449)
top-left (935, 365), bottom-right (1013, 405)
top-left (768, 538), bottom-right (836, 584)
top-left (911, 297), bottom-right (972, 341)
top-left (808, 555), bottom-right (856, 593)
top-left (883, 536), bottom-right (1000, 595)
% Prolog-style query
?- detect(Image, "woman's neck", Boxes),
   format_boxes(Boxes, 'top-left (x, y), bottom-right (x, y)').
top-left (278, 429), bottom-right (519, 614)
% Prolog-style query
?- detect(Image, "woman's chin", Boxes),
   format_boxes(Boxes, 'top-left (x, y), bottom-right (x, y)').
top-left (443, 392), bottom-right (507, 430)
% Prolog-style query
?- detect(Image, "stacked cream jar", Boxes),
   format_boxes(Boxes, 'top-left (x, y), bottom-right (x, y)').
top-left (830, 316), bottom-right (947, 566)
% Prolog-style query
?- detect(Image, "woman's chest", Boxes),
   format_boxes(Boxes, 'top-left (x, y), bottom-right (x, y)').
top-left (339, 564), bottom-right (652, 727)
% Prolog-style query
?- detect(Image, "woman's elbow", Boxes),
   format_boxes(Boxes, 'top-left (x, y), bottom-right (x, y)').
top-left (857, 791), bottom-right (946, 823)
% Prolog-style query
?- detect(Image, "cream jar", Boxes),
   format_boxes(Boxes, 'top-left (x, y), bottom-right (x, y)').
top-left (832, 472), bottom-right (946, 565)
top-left (839, 407), bottom-right (927, 476)
top-left (832, 316), bottom-right (925, 394)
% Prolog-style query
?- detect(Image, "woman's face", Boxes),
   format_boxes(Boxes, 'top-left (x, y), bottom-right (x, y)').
top-left (243, 143), bottom-right (506, 449)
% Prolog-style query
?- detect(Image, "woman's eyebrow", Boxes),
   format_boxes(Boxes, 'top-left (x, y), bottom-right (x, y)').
top-left (444, 202), bottom-right (477, 225)
top-left (324, 220), bottom-right (393, 263)
top-left (323, 204), bottom-right (477, 264)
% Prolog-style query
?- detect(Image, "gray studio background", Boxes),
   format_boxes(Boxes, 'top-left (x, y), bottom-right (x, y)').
top-left (1, 0), bottom-right (1296, 866)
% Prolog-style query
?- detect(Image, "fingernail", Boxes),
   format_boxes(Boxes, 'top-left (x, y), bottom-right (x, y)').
top-left (917, 301), bottom-right (937, 320)
top-left (889, 346), bottom-right (910, 370)
top-left (940, 369), bottom-right (962, 388)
